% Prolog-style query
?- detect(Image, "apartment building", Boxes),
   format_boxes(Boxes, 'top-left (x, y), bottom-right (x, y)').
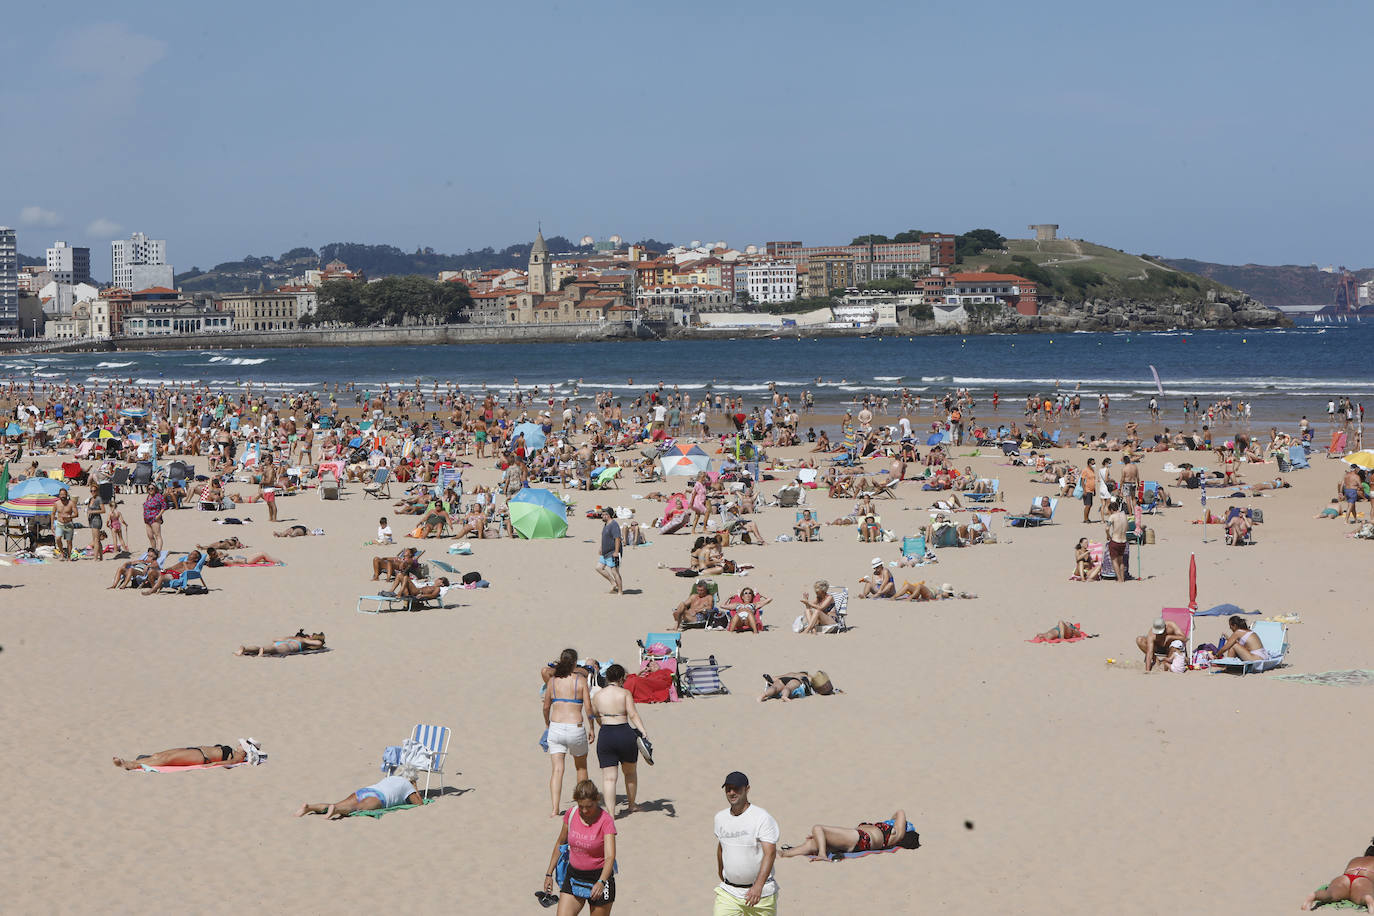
top-left (218, 291), bottom-right (300, 331)
top-left (745, 261), bottom-right (798, 304)
top-left (46, 241), bottom-right (91, 284)
top-left (0, 227), bottom-right (17, 333)
top-left (111, 232), bottom-right (171, 290)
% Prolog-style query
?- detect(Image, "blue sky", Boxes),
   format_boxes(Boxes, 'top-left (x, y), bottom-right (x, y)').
top-left (3, 0), bottom-right (1370, 275)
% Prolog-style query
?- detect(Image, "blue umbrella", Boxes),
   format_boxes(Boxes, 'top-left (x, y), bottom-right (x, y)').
top-left (4, 423), bottom-right (21, 436)
top-left (11, 476), bottom-right (66, 497)
top-left (119, 408), bottom-right (148, 418)
top-left (511, 422), bottom-right (546, 451)
top-left (508, 487), bottom-right (568, 539)
top-left (926, 433), bottom-right (944, 446)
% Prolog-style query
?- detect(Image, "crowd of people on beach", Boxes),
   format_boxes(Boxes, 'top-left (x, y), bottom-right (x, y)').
top-left (3, 369), bottom-right (1371, 911)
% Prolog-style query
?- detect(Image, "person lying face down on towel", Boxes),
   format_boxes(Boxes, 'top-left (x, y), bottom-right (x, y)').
top-left (114, 738), bottom-right (264, 770)
top-left (777, 807), bottom-right (920, 859)
top-left (1302, 837), bottom-right (1374, 911)
top-left (296, 775), bottom-right (422, 820)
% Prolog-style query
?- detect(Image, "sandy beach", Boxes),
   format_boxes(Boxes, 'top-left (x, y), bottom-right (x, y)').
top-left (2, 427), bottom-right (1371, 915)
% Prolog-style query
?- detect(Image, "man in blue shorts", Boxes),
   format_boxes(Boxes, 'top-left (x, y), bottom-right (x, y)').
top-left (596, 507), bottom-right (623, 595)
top-left (295, 774), bottom-right (422, 819)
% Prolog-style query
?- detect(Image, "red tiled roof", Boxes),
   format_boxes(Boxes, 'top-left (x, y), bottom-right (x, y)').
top-left (134, 286), bottom-right (179, 295)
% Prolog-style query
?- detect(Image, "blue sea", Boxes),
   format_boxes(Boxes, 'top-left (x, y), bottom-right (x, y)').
top-left (5, 324), bottom-right (1372, 422)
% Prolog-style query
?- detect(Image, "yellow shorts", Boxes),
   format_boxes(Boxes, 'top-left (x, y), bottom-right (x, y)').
top-left (712, 885), bottom-right (777, 916)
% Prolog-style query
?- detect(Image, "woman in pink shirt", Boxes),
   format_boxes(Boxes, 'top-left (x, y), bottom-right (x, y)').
top-left (542, 779), bottom-right (617, 912)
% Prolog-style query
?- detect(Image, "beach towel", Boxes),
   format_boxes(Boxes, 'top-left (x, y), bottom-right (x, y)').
top-left (626, 668), bottom-right (673, 704)
top-left (139, 762), bottom-right (248, 773)
top-left (807, 847), bottom-right (903, 862)
top-left (1307, 885), bottom-right (1364, 908)
top-left (347, 798), bottom-right (434, 818)
top-left (1027, 629), bottom-right (1095, 644)
top-left (220, 560), bottom-right (285, 567)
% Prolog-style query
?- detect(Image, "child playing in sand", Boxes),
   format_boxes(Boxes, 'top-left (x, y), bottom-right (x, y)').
top-left (377, 517), bottom-right (394, 544)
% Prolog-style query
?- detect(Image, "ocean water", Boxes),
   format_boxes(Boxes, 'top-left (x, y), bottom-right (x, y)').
top-left (5, 324), bottom-right (1372, 422)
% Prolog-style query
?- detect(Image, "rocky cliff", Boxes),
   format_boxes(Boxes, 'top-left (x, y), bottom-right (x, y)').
top-left (930, 291), bottom-right (1288, 334)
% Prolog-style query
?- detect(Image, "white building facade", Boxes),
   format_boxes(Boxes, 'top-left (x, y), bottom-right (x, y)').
top-left (111, 232), bottom-right (170, 289)
top-left (744, 261), bottom-right (798, 304)
top-left (0, 227), bottom-right (16, 333)
top-left (46, 241), bottom-right (91, 284)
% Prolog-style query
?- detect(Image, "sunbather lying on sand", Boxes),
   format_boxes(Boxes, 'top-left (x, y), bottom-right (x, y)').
top-left (198, 537), bottom-right (244, 551)
top-left (758, 670), bottom-right (835, 702)
top-left (778, 808), bottom-right (919, 858)
top-left (1033, 621), bottom-right (1085, 640)
top-left (114, 738), bottom-right (263, 770)
top-left (204, 546), bottom-right (279, 567)
top-left (296, 774), bottom-right (422, 819)
top-left (1302, 838), bottom-right (1374, 910)
top-left (235, 630), bottom-right (325, 656)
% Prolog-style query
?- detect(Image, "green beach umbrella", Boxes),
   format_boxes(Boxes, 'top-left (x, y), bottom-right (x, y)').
top-left (508, 487), bottom-right (568, 540)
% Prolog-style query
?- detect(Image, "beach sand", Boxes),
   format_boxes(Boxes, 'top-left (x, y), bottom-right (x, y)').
top-left (2, 437), bottom-right (1370, 914)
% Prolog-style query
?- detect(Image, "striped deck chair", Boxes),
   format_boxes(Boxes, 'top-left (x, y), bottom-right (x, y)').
top-left (382, 723), bottom-right (452, 795)
top-left (682, 656), bottom-right (731, 697)
top-left (819, 587), bottom-right (850, 633)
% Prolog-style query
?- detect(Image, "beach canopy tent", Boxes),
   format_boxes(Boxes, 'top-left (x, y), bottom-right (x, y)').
top-left (511, 422), bottom-right (547, 452)
top-left (660, 443), bottom-right (711, 477)
top-left (508, 487), bottom-right (568, 539)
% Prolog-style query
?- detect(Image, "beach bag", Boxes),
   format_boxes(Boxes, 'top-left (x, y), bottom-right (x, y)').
top-left (1250, 509), bottom-right (1263, 524)
top-left (793, 614), bottom-right (806, 633)
top-left (398, 738), bottom-right (434, 769)
top-left (1072, 479), bottom-right (1084, 499)
top-left (461, 571), bottom-right (482, 585)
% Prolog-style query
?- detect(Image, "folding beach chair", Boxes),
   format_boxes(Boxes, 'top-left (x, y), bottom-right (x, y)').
top-left (901, 535), bottom-right (927, 560)
top-left (638, 632), bottom-right (684, 701)
top-left (110, 467), bottom-right (130, 492)
top-left (1209, 620), bottom-right (1287, 675)
top-left (1008, 497), bottom-right (1057, 527)
top-left (681, 656), bottom-right (731, 697)
top-left (1158, 607), bottom-right (1194, 658)
top-left (591, 467), bottom-right (621, 490)
top-left (793, 510), bottom-right (821, 541)
top-left (818, 587), bottom-right (850, 634)
top-left (130, 461), bottom-right (153, 492)
top-left (1139, 481), bottom-right (1161, 514)
top-left (1287, 445), bottom-right (1310, 470)
top-left (434, 466), bottom-right (463, 496)
top-left (961, 479), bottom-right (999, 503)
top-left (363, 467), bottom-right (391, 499)
top-left (166, 553), bottom-right (208, 593)
top-left (318, 473), bottom-right (340, 501)
top-left (356, 585), bottom-right (453, 614)
top-left (61, 461), bottom-right (87, 483)
top-left (929, 520), bottom-right (961, 548)
top-left (382, 723), bottom-right (452, 796)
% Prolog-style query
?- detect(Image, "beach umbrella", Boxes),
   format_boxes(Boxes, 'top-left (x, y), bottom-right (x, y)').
top-left (1343, 450), bottom-right (1374, 469)
top-left (1188, 553), bottom-right (1197, 611)
top-left (1, 477), bottom-right (65, 517)
top-left (507, 487), bottom-right (568, 539)
top-left (511, 422), bottom-right (546, 452)
top-left (660, 442), bottom-right (711, 477)
top-left (4, 423), bottom-right (22, 436)
top-left (926, 433), bottom-right (944, 446)
top-left (119, 407), bottom-right (147, 418)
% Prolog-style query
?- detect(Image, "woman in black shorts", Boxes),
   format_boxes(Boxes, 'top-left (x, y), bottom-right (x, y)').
top-left (590, 664), bottom-right (651, 816)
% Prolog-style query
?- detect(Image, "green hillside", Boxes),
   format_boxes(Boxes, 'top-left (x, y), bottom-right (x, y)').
top-left (962, 238), bottom-right (1241, 304)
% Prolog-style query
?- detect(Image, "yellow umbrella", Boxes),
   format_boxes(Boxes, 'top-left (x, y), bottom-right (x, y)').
top-left (1343, 450), bottom-right (1374, 469)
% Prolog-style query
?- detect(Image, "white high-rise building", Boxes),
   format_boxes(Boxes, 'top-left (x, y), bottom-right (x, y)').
top-left (111, 232), bottom-right (170, 290)
top-left (744, 261), bottom-right (798, 304)
top-left (0, 227), bottom-right (18, 333)
top-left (46, 241), bottom-right (91, 285)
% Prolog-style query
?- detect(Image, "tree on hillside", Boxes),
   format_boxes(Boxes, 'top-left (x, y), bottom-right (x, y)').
top-left (850, 234), bottom-right (892, 246)
top-left (632, 238), bottom-right (675, 254)
top-left (315, 276), bottom-right (471, 326)
top-left (955, 229), bottom-right (1008, 262)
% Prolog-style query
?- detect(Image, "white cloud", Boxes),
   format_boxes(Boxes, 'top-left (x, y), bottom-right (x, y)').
top-left (86, 218), bottom-right (124, 238)
top-left (19, 206), bottom-right (61, 228)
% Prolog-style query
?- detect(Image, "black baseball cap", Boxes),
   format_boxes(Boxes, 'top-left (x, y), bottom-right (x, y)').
top-left (722, 771), bottom-right (749, 788)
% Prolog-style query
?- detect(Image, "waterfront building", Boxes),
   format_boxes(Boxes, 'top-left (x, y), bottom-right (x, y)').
top-left (46, 241), bottom-right (91, 284)
top-left (940, 272), bottom-right (1039, 316)
top-left (218, 290), bottom-right (299, 331)
top-left (111, 232), bottom-right (171, 290)
top-left (744, 261), bottom-right (798, 304)
top-left (0, 227), bottom-right (18, 333)
top-left (122, 298), bottom-right (233, 336)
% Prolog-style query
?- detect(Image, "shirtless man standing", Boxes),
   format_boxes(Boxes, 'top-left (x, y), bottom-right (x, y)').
top-left (1341, 465), bottom-right (1363, 523)
top-left (1119, 455), bottom-right (1140, 511)
top-left (259, 459), bottom-right (280, 523)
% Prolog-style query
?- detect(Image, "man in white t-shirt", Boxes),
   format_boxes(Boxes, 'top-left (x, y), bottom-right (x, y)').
top-left (295, 774), bottom-right (421, 820)
top-left (713, 771), bottom-right (779, 915)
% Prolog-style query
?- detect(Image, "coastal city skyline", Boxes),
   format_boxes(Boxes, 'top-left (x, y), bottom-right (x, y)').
top-left (3, 1), bottom-right (1371, 271)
